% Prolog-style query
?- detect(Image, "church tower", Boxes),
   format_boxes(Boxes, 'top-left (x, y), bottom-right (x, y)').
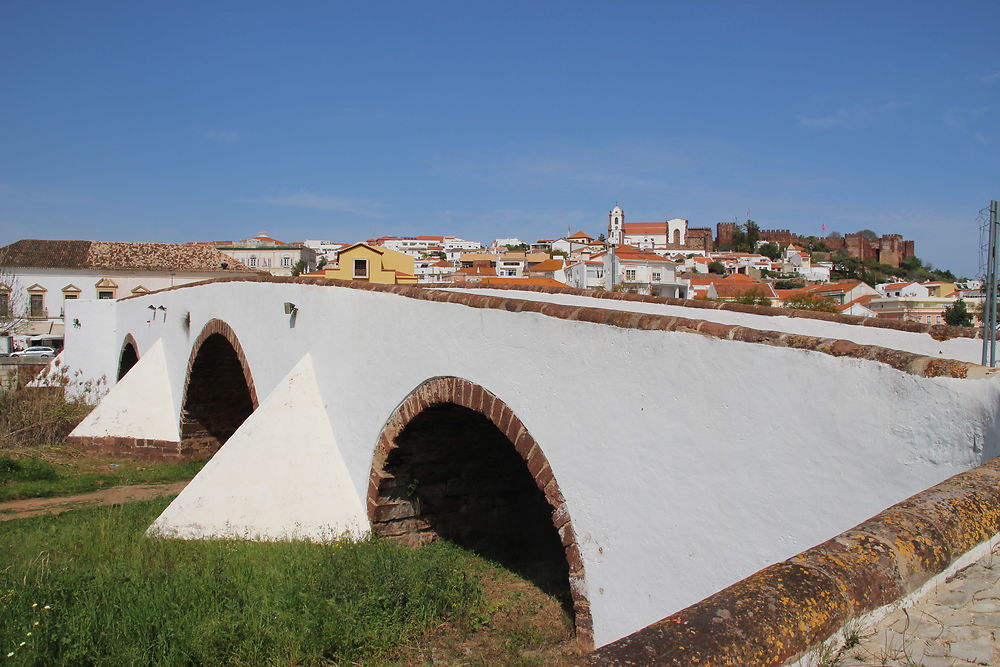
top-left (608, 205), bottom-right (624, 245)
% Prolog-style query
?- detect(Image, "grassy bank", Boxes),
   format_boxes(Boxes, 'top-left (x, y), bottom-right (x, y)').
top-left (1, 498), bottom-right (481, 665)
top-left (0, 450), bottom-right (204, 502)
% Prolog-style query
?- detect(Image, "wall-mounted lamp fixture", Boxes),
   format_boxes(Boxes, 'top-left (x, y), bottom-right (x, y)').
top-left (147, 304), bottom-right (156, 323)
top-left (283, 302), bottom-right (298, 315)
top-left (72, 318), bottom-right (81, 328)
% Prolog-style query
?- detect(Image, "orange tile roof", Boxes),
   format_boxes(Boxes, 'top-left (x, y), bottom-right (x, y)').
top-left (529, 259), bottom-right (564, 272)
top-left (616, 250), bottom-right (674, 263)
top-left (479, 277), bottom-right (569, 287)
top-left (623, 222), bottom-right (667, 233)
top-left (568, 231), bottom-right (593, 239)
top-left (722, 273), bottom-right (756, 282)
top-left (455, 266), bottom-right (496, 276)
top-left (713, 283), bottom-right (778, 298)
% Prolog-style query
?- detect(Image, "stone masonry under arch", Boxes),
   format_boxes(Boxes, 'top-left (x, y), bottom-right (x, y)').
top-left (179, 319), bottom-right (258, 459)
top-left (366, 376), bottom-right (593, 647)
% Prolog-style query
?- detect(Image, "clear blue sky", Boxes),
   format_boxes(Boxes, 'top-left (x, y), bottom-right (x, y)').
top-left (2, 1), bottom-right (998, 276)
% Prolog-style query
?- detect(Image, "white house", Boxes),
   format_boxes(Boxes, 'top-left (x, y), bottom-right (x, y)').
top-left (207, 234), bottom-right (318, 276)
top-left (564, 260), bottom-right (606, 290)
top-left (414, 259), bottom-right (455, 284)
top-left (877, 282), bottom-right (930, 298)
top-left (0, 239), bottom-right (258, 350)
top-left (597, 247), bottom-right (689, 298)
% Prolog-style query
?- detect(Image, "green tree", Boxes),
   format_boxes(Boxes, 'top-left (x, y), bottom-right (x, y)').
top-left (316, 257), bottom-right (328, 270)
top-left (290, 260), bottom-right (308, 276)
top-left (505, 243), bottom-right (529, 252)
top-left (943, 299), bottom-right (974, 327)
top-left (759, 242), bottom-right (781, 261)
top-left (708, 260), bottom-right (726, 274)
top-left (734, 289), bottom-right (772, 307)
top-left (597, 233), bottom-right (606, 242)
top-left (783, 293), bottom-right (839, 313)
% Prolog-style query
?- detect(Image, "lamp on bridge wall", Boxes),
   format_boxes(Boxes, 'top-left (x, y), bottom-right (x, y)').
top-left (283, 302), bottom-right (297, 315)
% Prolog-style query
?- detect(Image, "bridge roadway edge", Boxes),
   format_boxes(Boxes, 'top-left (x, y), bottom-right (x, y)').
top-left (581, 454), bottom-right (1000, 666)
top-left (123, 275), bottom-right (994, 381)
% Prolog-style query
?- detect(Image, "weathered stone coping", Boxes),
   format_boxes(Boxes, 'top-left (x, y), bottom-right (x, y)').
top-left (124, 276), bottom-right (995, 379)
top-left (582, 456), bottom-right (1000, 666)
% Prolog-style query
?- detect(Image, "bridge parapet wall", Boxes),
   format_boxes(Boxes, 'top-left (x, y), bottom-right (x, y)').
top-left (585, 455), bottom-right (1000, 666)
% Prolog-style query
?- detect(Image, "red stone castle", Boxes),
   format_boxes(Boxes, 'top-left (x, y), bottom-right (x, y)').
top-left (714, 222), bottom-right (915, 267)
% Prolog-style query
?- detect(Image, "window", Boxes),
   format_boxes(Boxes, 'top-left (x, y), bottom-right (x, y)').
top-left (652, 272), bottom-right (662, 282)
top-left (98, 291), bottom-right (114, 299)
top-left (30, 293), bottom-right (44, 318)
top-left (282, 255), bottom-right (291, 268)
top-left (625, 269), bottom-right (637, 281)
top-left (0, 292), bottom-right (8, 317)
top-left (353, 258), bottom-right (369, 279)
top-left (249, 255), bottom-right (258, 267)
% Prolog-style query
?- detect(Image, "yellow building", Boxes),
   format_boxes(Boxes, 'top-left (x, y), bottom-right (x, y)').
top-left (304, 243), bottom-right (417, 284)
top-left (922, 281), bottom-right (956, 298)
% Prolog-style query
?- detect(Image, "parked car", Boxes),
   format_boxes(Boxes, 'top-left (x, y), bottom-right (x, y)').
top-left (10, 346), bottom-right (56, 358)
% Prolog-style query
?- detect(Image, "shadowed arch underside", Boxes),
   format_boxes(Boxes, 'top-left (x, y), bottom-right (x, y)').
top-left (117, 334), bottom-right (139, 381)
top-left (367, 377), bottom-right (593, 647)
top-left (179, 319), bottom-right (258, 459)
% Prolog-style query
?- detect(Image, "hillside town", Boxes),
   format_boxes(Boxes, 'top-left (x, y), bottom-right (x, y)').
top-left (0, 205), bottom-right (979, 353)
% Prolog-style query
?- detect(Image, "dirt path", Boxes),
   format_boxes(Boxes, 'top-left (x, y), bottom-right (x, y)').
top-left (0, 481), bottom-right (188, 521)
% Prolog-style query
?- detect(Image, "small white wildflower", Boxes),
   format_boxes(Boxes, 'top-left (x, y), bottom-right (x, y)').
top-left (43, 605), bottom-right (50, 610)
top-left (6, 652), bottom-right (13, 658)
top-left (31, 603), bottom-right (37, 608)
top-left (17, 643), bottom-right (24, 647)
top-left (32, 621), bottom-right (39, 626)
top-left (25, 632), bottom-right (31, 637)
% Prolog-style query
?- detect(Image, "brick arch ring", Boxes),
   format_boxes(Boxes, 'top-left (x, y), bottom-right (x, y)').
top-left (180, 318), bottom-right (260, 416)
top-left (366, 376), bottom-right (594, 647)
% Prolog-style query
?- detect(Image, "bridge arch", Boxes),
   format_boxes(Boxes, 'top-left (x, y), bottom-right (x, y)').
top-left (179, 319), bottom-right (258, 458)
top-left (367, 376), bottom-right (592, 645)
top-left (117, 334), bottom-right (140, 381)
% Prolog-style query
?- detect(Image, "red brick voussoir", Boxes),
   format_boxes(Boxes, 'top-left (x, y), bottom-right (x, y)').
top-left (127, 275), bottom-right (995, 381)
top-left (582, 457), bottom-right (1000, 666)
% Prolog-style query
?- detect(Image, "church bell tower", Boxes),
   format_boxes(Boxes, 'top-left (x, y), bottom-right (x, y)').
top-left (608, 205), bottom-right (624, 245)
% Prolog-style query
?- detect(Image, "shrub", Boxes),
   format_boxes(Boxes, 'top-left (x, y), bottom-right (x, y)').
top-left (0, 388), bottom-right (93, 449)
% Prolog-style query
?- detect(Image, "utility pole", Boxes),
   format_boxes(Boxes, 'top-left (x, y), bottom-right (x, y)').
top-left (982, 201), bottom-right (1000, 367)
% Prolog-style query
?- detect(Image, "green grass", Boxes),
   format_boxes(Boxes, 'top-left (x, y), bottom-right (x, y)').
top-left (0, 498), bottom-right (485, 665)
top-left (0, 455), bottom-right (205, 503)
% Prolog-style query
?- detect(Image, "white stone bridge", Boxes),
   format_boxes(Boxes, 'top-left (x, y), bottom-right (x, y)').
top-left (57, 276), bottom-right (1000, 650)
